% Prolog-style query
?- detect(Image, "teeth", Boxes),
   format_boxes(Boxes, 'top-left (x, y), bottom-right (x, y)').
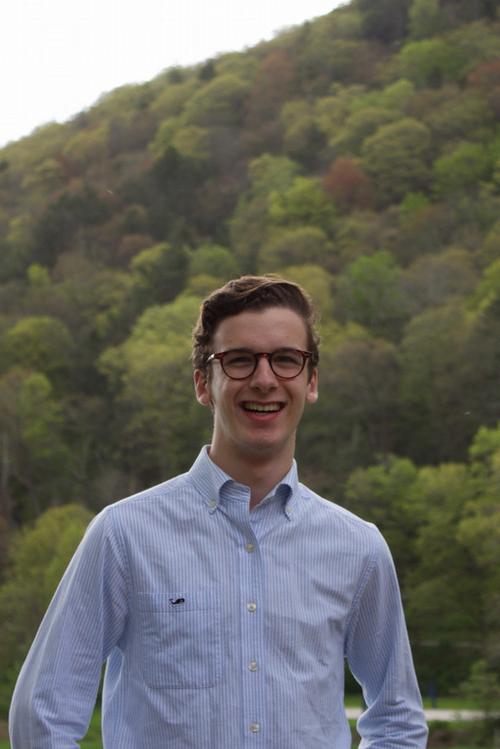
top-left (244, 402), bottom-right (281, 413)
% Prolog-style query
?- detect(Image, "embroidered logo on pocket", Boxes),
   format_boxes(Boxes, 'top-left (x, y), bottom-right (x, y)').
top-left (138, 590), bottom-right (221, 689)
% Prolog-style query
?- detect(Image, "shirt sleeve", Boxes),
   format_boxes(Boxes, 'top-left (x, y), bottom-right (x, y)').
top-left (344, 529), bottom-right (428, 749)
top-left (9, 507), bottom-right (128, 749)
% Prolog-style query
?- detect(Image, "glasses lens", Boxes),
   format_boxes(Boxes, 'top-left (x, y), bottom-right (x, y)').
top-left (222, 350), bottom-right (256, 378)
top-left (270, 349), bottom-right (304, 378)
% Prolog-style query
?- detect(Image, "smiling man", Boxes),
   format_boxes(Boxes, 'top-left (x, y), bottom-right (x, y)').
top-left (10, 275), bottom-right (428, 748)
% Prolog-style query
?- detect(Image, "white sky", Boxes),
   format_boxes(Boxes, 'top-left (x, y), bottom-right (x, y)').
top-left (2, 0), bottom-right (344, 149)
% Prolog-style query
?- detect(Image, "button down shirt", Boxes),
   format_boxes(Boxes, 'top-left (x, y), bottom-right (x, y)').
top-left (9, 447), bottom-right (427, 748)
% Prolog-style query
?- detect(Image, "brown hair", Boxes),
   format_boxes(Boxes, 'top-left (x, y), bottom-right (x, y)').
top-left (192, 275), bottom-right (319, 376)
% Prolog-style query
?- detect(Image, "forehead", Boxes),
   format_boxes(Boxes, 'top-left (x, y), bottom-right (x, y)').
top-left (212, 306), bottom-right (309, 351)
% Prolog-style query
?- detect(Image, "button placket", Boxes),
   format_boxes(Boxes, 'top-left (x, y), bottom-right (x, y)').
top-left (238, 527), bottom-right (266, 744)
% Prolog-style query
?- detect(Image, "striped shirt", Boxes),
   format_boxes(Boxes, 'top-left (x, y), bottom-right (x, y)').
top-left (9, 446), bottom-right (427, 748)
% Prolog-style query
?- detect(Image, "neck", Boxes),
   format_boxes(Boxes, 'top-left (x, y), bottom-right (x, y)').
top-left (208, 444), bottom-right (294, 509)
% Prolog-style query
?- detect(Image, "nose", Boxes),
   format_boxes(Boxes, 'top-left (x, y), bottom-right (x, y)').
top-left (249, 353), bottom-right (278, 389)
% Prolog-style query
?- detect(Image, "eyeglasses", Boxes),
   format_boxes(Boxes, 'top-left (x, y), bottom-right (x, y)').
top-left (206, 348), bottom-right (312, 380)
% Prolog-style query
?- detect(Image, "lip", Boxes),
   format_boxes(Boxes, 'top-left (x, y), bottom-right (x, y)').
top-left (240, 401), bottom-right (285, 421)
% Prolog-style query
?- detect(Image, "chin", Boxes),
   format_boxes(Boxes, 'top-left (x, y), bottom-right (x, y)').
top-left (243, 436), bottom-right (290, 457)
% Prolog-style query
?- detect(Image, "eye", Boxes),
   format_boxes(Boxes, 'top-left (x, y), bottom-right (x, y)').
top-left (224, 351), bottom-right (255, 368)
top-left (273, 349), bottom-right (302, 367)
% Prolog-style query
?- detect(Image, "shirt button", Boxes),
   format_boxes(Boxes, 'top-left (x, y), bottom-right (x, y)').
top-left (208, 499), bottom-right (217, 508)
top-left (249, 722), bottom-right (260, 733)
top-left (247, 602), bottom-right (257, 613)
top-left (245, 542), bottom-right (255, 553)
top-left (248, 660), bottom-right (258, 671)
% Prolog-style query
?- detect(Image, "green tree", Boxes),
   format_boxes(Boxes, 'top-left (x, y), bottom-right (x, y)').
top-left (184, 74), bottom-right (250, 127)
top-left (398, 39), bottom-right (467, 87)
top-left (281, 100), bottom-right (325, 167)
top-left (150, 145), bottom-right (209, 238)
top-left (398, 301), bottom-right (474, 463)
top-left (405, 462), bottom-right (480, 691)
top-left (1, 316), bottom-right (73, 382)
top-left (356, 0), bottom-right (411, 42)
top-left (246, 154), bottom-right (300, 198)
top-left (0, 504), bottom-right (92, 713)
top-left (258, 226), bottom-right (333, 274)
top-left (62, 124), bottom-right (108, 171)
top-left (99, 296), bottom-right (211, 485)
top-left (462, 265), bottom-right (500, 428)
top-left (190, 243), bottom-right (239, 280)
top-left (0, 370), bottom-right (72, 521)
top-left (332, 106), bottom-right (398, 154)
top-left (1, 215), bottom-right (35, 280)
top-left (361, 118), bottom-right (432, 205)
top-left (458, 660), bottom-right (500, 746)
top-left (344, 456), bottom-right (419, 578)
top-left (335, 251), bottom-right (409, 339)
top-left (280, 264), bottom-right (335, 319)
top-left (171, 125), bottom-right (211, 160)
top-left (433, 141), bottom-right (493, 196)
top-left (401, 247), bottom-right (477, 316)
top-left (130, 241), bottom-right (189, 306)
top-left (268, 176), bottom-right (336, 232)
top-left (458, 424), bottom-right (500, 670)
top-left (150, 77), bottom-right (198, 119)
top-left (424, 90), bottom-right (494, 148)
top-left (228, 155), bottom-right (300, 272)
top-left (33, 185), bottom-right (111, 266)
top-left (299, 334), bottom-right (400, 494)
top-left (409, 0), bottom-right (443, 39)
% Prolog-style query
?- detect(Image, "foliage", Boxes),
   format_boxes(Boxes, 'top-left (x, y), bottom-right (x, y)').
top-left (189, 243), bottom-right (239, 281)
top-left (433, 141), bottom-right (493, 196)
top-left (1, 0), bottom-right (500, 713)
top-left (398, 39), bottom-right (468, 87)
top-left (335, 251), bottom-right (409, 339)
top-left (257, 226), bottom-right (333, 273)
top-left (356, 0), bottom-right (412, 43)
top-left (458, 660), bottom-right (500, 745)
top-left (130, 241), bottom-right (189, 307)
top-left (408, 0), bottom-right (443, 40)
top-left (322, 158), bottom-right (373, 213)
top-left (268, 176), bottom-right (336, 232)
top-left (0, 504), bottom-right (92, 713)
top-left (361, 118), bottom-right (432, 205)
top-left (0, 316), bottom-right (73, 381)
top-left (183, 74), bottom-right (251, 127)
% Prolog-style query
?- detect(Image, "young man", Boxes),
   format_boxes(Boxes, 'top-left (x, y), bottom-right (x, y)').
top-left (10, 276), bottom-right (428, 748)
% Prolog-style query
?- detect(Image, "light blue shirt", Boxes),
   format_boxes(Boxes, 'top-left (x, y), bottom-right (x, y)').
top-left (9, 447), bottom-right (427, 748)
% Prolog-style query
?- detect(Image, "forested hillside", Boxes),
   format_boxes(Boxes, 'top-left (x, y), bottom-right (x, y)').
top-left (1, 0), bottom-right (500, 710)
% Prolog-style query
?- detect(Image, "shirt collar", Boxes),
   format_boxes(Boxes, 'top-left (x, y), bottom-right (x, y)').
top-left (188, 446), bottom-right (300, 519)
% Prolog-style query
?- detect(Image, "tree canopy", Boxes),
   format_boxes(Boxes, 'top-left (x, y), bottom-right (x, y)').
top-left (1, 0), bottom-right (500, 718)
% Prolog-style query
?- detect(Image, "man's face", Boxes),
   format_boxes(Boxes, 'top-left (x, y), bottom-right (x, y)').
top-left (194, 306), bottom-right (318, 467)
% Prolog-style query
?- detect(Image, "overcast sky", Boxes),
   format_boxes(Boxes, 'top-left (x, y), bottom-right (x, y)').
top-left (2, 0), bottom-right (344, 149)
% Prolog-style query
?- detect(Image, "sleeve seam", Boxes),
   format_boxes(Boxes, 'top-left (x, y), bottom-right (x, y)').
top-left (343, 528), bottom-right (381, 655)
top-left (104, 506), bottom-right (132, 599)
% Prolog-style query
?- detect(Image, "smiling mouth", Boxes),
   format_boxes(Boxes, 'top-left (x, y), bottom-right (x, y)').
top-left (242, 401), bottom-right (284, 413)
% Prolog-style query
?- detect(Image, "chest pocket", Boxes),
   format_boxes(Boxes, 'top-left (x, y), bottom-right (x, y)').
top-left (138, 590), bottom-right (221, 688)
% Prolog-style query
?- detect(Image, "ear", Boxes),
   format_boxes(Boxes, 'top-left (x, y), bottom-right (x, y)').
top-left (306, 368), bottom-right (318, 405)
top-left (194, 369), bottom-right (212, 407)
